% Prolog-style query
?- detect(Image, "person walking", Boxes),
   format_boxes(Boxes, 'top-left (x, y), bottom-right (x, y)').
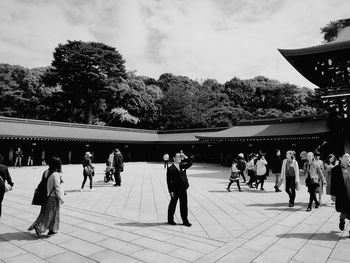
top-left (0, 154), bottom-right (14, 218)
top-left (167, 152), bottom-right (193, 227)
top-left (227, 159), bottom-right (242, 192)
top-left (237, 153), bottom-right (247, 183)
top-left (280, 150), bottom-right (300, 207)
top-left (113, 149), bottom-right (124, 186)
top-left (255, 153), bottom-right (268, 191)
top-left (14, 147), bottom-right (23, 168)
top-left (163, 152), bottom-right (170, 169)
top-left (81, 152), bottom-right (94, 191)
top-left (315, 153), bottom-right (325, 205)
top-left (28, 157), bottom-right (64, 236)
top-left (304, 152), bottom-right (326, 211)
top-left (271, 149), bottom-right (283, 192)
top-left (331, 153), bottom-right (350, 235)
top-left (324, 154), bottom-right (337, 205)
top-left (246, 153), bottom-right (257, 188)
top-left (27, 148), bottom-right (34, 166)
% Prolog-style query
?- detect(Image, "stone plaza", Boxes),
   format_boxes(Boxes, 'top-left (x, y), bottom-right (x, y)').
top-left (0, 162), bottom-right (349, 263)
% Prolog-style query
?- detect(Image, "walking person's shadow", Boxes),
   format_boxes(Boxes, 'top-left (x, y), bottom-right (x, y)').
top-left (0, 231), bottom-right (48, 241)
top-left (276, 230), bottom-right (346, 241)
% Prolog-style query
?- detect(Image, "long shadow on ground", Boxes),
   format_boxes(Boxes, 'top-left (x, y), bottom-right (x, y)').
top-left (276, 231), bottom-right (346, 241)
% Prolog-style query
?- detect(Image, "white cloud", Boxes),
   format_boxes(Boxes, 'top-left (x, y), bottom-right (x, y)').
top-left (0, 0), bottom-right (350, 88)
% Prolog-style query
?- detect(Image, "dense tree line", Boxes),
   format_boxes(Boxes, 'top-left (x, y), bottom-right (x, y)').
top-left (0, 40), bottom-right (325, 130)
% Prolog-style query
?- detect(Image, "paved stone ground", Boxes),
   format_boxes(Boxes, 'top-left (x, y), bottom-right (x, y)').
top-left (0, 162), bottom-right (350, 263)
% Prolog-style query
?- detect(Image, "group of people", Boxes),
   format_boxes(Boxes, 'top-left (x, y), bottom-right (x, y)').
top-left (14, 147), bottom-right (36, 167)
top-left (1, 147), bottom-right (350, 237)
top-left (80, 148), bottom-right (124, 191)
top-left (227, 152), bottom-right (269, 192)
top-left (226, 149), bottom-right (350, 233)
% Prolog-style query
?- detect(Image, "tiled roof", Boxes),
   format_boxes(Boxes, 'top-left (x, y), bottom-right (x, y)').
top-left (0, 117), bottom-right (209, 143)
top-left (0, 116), bottom-right (330, 143)
top-left (195, 119), bottom-right (329, 141)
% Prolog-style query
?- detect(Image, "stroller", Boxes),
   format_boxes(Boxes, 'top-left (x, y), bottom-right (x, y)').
top-left (104, 161), bottom-right (114, 183)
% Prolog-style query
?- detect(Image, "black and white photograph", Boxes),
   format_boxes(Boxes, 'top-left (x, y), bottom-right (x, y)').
top-left (1, 0), bottom-right (350, 262)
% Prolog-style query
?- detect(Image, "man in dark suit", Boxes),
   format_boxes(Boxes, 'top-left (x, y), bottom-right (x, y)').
top-left (167, 152), bottom-right (193, 227)
top-left (113, 149), bottom-right (124, 186)
top-left (0, 154), bottom-right (14, 218)
top-left (331, 153), bottom-right (350, 234)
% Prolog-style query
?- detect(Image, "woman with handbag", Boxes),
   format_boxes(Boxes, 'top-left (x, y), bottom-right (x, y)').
top-left (226, 159), bottom-right (242, 192)
top-left (304, 152), bottom-right (326, 211)
top-left (0, 154), bottom-right (14, 218)
top-left (28, 157), bottom-right (64, 236)
top-left (280, 151), bottom-right (300, 207)
top-left (81, 152), bottom-right (95, 191)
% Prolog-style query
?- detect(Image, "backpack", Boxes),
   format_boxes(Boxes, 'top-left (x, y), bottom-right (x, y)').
top-left (31, 170), bottom-right (54, 206)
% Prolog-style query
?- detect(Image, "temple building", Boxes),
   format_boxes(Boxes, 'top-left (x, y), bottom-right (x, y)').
top-left (279, 24), bottom-right (350, 155)
top-left (0, 115), bottom-right (329, 166)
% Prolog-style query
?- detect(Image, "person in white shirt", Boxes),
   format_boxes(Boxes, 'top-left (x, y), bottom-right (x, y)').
top-left (255, 153), bottom-right (268, 191)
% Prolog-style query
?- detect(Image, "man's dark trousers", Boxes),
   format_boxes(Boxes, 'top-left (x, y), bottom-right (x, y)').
top-left (168, 190), bottom-right (188, 223)
top-left (114, 170), bottom-right (121, 185)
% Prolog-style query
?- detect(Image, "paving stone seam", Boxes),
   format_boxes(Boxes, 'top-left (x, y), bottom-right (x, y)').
top-left (120, 171), bottom-right (143, 219)
top-left (186, 177), bottom-right (268, 238)
top-left (249, 210), bottom-right (339, 263)
top-left (189, 178), bottom-right (249, 230)
top-left (0, 220), bottom-right (102, 263)
top-left (102, 169), bottom-right (137, 215)
top-left (4, 196), bottom-right (223, 261)
top-left (1, 216), bottom-right (149, 263)
top-left (55, 192), bottom-right (227, 248)
top-left (138, 168), bottom-right (146, 222)
top-left (194, 204), bottom-right (322, 262)
top-left (191, 178), bottom-right (278, 226)
top-left (324, 220), bottom-right (350, 263)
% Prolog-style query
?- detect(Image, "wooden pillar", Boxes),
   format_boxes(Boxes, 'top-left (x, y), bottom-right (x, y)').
top-left (8, 145), bottom-right (14, 165)
top-left (68, 148), bottom-right (72, 164)
top-left (41, 148), bottom-right (46, 163)
top-left (344, 119), bottom-right (350, 153)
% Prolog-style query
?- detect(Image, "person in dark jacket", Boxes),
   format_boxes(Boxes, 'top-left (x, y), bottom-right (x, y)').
top-left (0, 154), bottom-right (14, 218)
top-left (113, 149), bottom-right (124, 186)
top-left (81, 152), bottom-right (94, 191)
top-left (331, 153), bottom-right (350, 235)
top-left (167, 152), bottom-right (193, 227)
top-left (237, 153), bottom-right (247, 183)
top-left (271, 149), bottom-right (283, 192)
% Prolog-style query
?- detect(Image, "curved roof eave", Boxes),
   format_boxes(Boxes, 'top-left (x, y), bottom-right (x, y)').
top-left (278, 40), bottom-right (350, 57)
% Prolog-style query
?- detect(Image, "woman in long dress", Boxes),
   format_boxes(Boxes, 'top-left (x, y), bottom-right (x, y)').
top-left (28, 157), bottom-right (64, 236)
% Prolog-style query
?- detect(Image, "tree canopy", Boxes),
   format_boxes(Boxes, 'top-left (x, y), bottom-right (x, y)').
top-left (0, 40), bottom-right (325, 130)
top-left (321, 18), bottom-right (350, 43)
top-left (44, 40), bottom-right (127, 124)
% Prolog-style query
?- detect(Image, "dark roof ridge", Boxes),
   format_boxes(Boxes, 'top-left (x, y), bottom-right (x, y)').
top-left (0, 116), bottom-right (158, 134)
top-left (237, 114), bottom-right (328, 126)
top-left (278, 40), bottom-right (350, 56)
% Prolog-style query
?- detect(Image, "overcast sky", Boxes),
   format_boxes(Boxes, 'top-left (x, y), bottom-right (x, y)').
top-left (0, 0), bottom-right (349, 89)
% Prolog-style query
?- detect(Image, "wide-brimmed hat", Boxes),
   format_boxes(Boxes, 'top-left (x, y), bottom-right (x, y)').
top-left (85, 152), bottom-right (92, 158)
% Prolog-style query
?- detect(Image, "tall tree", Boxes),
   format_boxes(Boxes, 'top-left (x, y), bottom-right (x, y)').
top-left (321, 18), bottom-right (350, 43)
top-left (44, 40), bottom-right (127, 124)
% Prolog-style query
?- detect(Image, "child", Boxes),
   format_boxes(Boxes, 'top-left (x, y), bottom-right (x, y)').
top-left (227, 160), bottom-right (242, 192)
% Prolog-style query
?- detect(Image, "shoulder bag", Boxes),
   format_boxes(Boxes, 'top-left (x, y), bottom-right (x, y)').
top-left (0, 176), bottom-right (11, 192)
